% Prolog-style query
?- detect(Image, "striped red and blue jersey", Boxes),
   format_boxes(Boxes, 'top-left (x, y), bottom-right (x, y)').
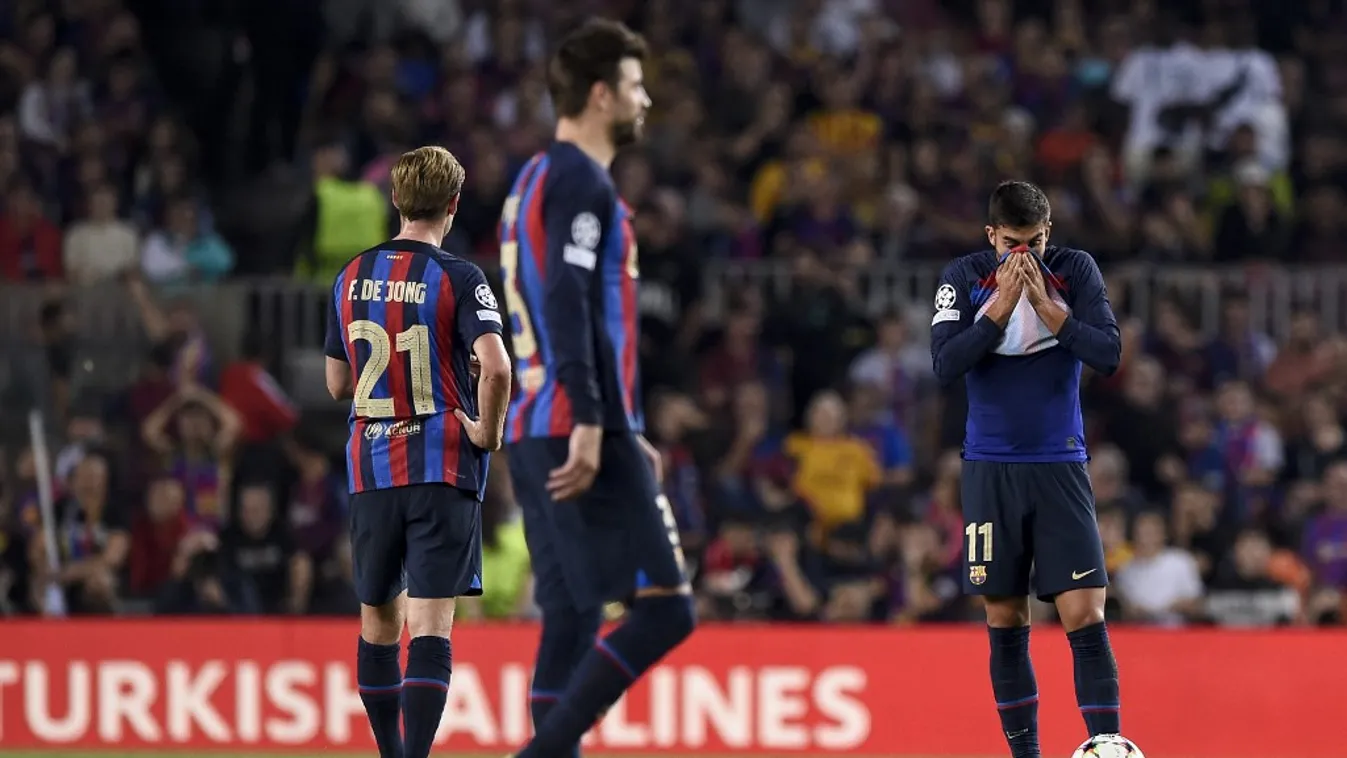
top-left (498, 141), bottom-right (642, 442)
top-left (324, 239), bottom-right (505, 497)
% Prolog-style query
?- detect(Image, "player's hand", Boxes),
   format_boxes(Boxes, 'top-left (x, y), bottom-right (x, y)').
top-left (1018, 253), bottom-right (1050, 306)
top-left (455, 409), bottom-right (503, 451)
top-left (635, 433), bottom-right (664, 484)
top-left (548, 423), bottom-right (603, 500)
top-left (987, 248), bottom-right (1026, 324)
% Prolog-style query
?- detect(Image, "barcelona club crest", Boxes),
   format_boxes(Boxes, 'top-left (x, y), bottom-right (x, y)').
top-left (969, 564), bottom-right (988, 586)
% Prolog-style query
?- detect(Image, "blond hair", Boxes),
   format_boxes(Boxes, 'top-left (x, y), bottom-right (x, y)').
top-left (390, 146), bottom-right (466, 221)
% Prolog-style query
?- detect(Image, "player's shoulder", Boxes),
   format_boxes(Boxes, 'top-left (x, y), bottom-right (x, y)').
top-left (940, 249), bottom-right (998, 281)
top-left (328, 241), bottom-right (392, 290)
top-left (425, 248), bottom-right (489, 285)
top-left (545, 142), bottom-right (615, 196)
top-left (1043, 245), bottom-right (1101, 273)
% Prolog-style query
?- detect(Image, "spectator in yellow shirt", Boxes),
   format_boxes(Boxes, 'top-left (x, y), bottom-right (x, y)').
top-left (784, 390), bottom-right (880, 540)
top-left (749, 127), bottom-right (827, 223)
top-left (806, 72), bottom-right (882, 156)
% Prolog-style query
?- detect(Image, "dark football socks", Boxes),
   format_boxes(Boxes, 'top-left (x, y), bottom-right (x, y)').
top-left (989, 626), bottom-right (1041, 758)
top-left (530, 606), bottom-right (604, 758)
top-left (403, 636), bottom-right (452, 758)
top-left (357, 639), bottom-right (404, 758)
top-left (518, 595), bottom-right (696, 758)
top-left (1068, 622), bottom-right (1121, 735)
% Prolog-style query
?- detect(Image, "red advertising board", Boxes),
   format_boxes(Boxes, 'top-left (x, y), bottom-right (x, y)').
top-left (0, 620), bottom-right (1336, 756)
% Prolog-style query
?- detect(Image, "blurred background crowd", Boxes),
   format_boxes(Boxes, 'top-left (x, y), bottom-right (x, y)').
top-left (0, 0), bottom-right (1346, 629)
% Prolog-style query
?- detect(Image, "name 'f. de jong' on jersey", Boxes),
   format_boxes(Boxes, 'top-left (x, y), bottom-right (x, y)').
top-left (324, 239), bottom-right (504, 497)
top-left (498, 141), bottom-right (642, 441)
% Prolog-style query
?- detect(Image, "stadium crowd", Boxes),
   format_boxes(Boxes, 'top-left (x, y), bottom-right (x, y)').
top-left (0, 0), bottom-right (1346, 628)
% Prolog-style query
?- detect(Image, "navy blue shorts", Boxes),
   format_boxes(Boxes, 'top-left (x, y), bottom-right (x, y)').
top-left (960, 459), bottom-right (1107, 601)
top-left (349, 483), bottom-right (483, 606)
top-left (506, 431), bottom-right (688, 613)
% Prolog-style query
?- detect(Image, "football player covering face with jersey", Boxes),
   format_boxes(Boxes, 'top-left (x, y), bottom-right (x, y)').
top-left (930, 181), bottom-right (1124, 758)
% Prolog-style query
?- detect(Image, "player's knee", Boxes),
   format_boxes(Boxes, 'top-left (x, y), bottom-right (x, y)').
top-left (406, 597), bottom-right (456, 639)
top-left (630, 593), bottom-right (697, 649)
top-left (1055, 589), bottom-right (1106, 632)
top-left (983, 596), bottom-right (1031, 627)
top-left (361, 597), bottom-right (406, 645)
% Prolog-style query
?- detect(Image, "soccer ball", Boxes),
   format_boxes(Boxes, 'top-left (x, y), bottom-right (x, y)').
top-left (1071, 733), bottom-right (1145, 758)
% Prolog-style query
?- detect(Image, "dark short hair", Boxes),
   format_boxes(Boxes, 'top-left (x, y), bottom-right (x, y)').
top-left (987, 180), bottom-right (1051, 228)
top-left (548, 18), bottom-right (648, 119)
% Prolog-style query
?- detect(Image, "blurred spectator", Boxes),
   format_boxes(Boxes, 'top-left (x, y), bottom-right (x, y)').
top-left (295, 139), bottom-right (388, 283)
top-left (1211, 380), bottom-right (1283, 519)
top-left (126, 275), bottom-right (215, 385)
top-left (1264, 309), bottom-right (1337, 398)
top-left (700, 511), bottom-right (777, 621)
top-left (220, 331), bottom-right (300, 448)
top-left (220, 483), bottom-right (310, 614)
top-left (1281, 394), bottom-right (1347, 484)
top-left (140, 385), bottom-right (242, 528)
top-left (140, 195), bottom-right (235, 286)
top-left (1206, 296), bottom-right (1277, 386)
top-left (784, 390), bottom-right (879, 541)
top-left (283, 439), bottom-right (347, 562)
top-left (1114, 510), bottom-right (1204, 627)
top-left (1206, 528), bottom-right (1301, 626)
top-left (848, 311), bottom-right (931, 435)
top-left (762, 525), bottom-right (821, 620)
top-left (847, 383), bottom-right (914, 488)
top-left (154, 534), bottom-right (259, 615)
top-left (32, 455), bottom-right (128, 615)
top-left (1302, 461), bottom-right (1347, 624)
top-left (890, 521), bottom-right (964, 623)
top-left (698, 300), bottom-right (782, 413)
top-left (0, 182), bottom-right (63, 281)
top-left (53, 401), bottom-right (112, 486)
top-left (914, 451), bottom-right (964, 570)
top-left (768, 248), bottom-right (873, 421)
top-left (61, 183), bottom-right (139, 285)
top-left (1087, 445), bottom-right (1148, 516)
top-left (1211, 163), bottom-right (1291, 263)
top-left (17, 47), bottom-right (92, 151)
top-left (127, 476), bottom-right (190, 597)
top-left (1100, 356), bottom-right (1180, 502)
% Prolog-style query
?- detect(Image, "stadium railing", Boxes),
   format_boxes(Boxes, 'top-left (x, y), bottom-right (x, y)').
top-left (3, 263), bottom-right (1347, 375)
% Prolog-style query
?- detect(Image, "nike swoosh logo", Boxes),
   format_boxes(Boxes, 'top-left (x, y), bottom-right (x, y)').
top-left (1072, 569), bottom-right (1099, 580)
top-left (1006, 729), bottom-right (1030, 739)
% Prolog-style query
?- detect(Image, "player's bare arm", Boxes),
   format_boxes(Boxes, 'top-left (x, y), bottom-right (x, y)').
top-left (325, 355), bottom-right (352, 400)
top-left (454, 332), bottom-right (511, 451)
